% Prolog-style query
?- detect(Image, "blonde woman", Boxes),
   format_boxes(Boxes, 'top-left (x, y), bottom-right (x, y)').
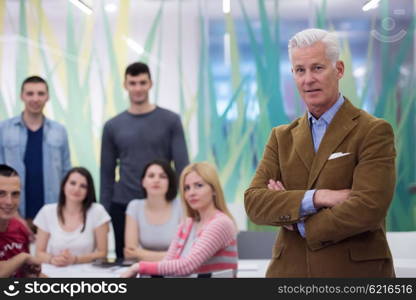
top-left (122, 162), bottom-right (238, 277)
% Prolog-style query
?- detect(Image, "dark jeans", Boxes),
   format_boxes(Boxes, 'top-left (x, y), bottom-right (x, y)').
top-left (109, 202), bottom-right (128, 259)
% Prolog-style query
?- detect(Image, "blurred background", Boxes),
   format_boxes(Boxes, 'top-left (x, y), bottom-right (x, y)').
top-left (0, 0), bottom-right (414, 231)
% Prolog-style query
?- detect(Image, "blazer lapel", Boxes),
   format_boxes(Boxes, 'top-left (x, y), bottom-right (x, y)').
top-left (292, 114), bottom-right (315, 172)
top-left (307, 99), bottom-right (360, 188)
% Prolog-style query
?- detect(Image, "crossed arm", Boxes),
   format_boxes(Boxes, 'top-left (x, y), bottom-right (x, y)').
top-left (245, 121), bottom-right (395, 249)
top-left (121, 217), bottom-right (235, 277)
top-left (0, 253), bottom-right (41, 278)
top-left (267, 179), bottom-right (350, 231)
top-left (124, 215), bottom-right (167, 262)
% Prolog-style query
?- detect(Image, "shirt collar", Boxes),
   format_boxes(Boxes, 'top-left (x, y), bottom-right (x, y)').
top-left (308, 93), bottom-right (344, 125)
top-left (14, 113), bottom-right (49, 128)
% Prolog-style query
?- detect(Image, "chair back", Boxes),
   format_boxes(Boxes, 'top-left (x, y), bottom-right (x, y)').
top-left (237, 231), bottom-right (277, 259)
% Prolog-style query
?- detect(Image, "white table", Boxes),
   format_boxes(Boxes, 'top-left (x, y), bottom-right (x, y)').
top-left (42, 261), bottom-right (267, 278)
top-left (393, 258), bottom-right (416, 278)
top-left (41, 258), bottom-right (416, 278)
top-left (41, 263), bottom-right (128, 278)
top-left (237, 259), bottom-right (269, 278)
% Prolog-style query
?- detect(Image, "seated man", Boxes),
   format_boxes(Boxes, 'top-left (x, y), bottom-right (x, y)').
top-left (0, 164), bottom-right (41, 277)
top-left (0, 253), bottom-right (41, 278)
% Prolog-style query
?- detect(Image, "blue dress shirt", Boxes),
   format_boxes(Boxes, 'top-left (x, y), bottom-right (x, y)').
top-left (297, 94), bottom-right (345, 237)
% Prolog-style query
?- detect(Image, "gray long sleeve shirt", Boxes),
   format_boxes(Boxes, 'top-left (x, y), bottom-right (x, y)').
top-left (100, 106), bottom-right (189, 210)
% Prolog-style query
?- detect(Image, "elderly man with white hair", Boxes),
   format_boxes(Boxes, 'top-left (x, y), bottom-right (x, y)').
top-left (245, 28), bottom-right (396, 277)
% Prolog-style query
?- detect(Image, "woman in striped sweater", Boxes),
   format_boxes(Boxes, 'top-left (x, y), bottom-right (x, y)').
top-left (121, 162), bottom-right (238, 277)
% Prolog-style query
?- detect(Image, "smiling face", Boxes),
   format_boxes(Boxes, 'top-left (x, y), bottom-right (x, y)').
top-left (124, 73), bottom-right (153, 106)
top-left (64, 172), bottom-right (88, 204)
top-left (291, 41), bottom-right (344, 118)
top-left (183, 171), bottom-right (215, 214)
top-left (142, 164), bottom-right (169, 198)
top-left (21, 82), bottom-right (49, 116)
top-left (0, 176), bottom-right (20, 224)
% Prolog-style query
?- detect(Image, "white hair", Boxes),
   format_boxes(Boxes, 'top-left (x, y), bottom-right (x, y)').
top-left (288, 28), bottom-right (340, 65)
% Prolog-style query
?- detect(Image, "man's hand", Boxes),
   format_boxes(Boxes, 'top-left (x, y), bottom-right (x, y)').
top-left (313, 189), bottom-right (351, 209)
top-left (21, 255), bottom-right (42, 277)
top-left (267, 179), bottom-right (295, 231)
top-left (267, 179), bottom-right (286, 192)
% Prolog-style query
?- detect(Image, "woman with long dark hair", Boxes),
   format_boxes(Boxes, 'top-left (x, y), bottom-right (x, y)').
top-left (124, 159), bottom-right (182, 261)
top-left (34, 167), bottom-right (110, 266)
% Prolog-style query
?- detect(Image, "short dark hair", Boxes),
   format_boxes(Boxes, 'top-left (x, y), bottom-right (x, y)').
top-left (21, 76), bottom-right (49, 93)
top-left (141, 160), bottom-right (177, 201)
top-left (0, 164), bottom-right (19, 177)
top-left (58, 167), bottom-right (96, 232)
top-left (125, 62), bottom-right (152, 80)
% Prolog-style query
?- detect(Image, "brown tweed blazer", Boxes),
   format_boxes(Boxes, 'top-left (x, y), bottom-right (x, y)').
top-left (244, 99), bottom-right (396, 277)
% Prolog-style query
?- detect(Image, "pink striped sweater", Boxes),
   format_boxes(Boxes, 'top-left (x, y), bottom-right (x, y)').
top-left (138, 211), bottom-right (238, 276)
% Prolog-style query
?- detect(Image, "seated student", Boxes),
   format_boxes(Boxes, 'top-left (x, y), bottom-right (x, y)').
top-left (124, 160), bottom-right (182, 261)
top-left (34, 167), bottom-right (110, 266)
top-left (0, 164), bottom-right (41, 277)
top-left (122, 162), bottom-right (238, 277)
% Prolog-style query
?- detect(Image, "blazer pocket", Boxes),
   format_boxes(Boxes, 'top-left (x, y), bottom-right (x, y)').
top-left (320, 154), bottom-right (356, 189)
top-left (349, 241), bottom-right (390, 262)
top-left (272, 244), bottom-right (285, 259)
top-left (325, 153), bottom-right (355, 169)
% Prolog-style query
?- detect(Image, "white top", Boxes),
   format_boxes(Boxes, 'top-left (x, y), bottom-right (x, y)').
top-left (126, 198), bottom-right (182, 251)
top-left (33, 203), bottom-right (111, 256)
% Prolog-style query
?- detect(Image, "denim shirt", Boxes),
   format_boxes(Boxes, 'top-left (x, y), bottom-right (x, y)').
top-left (0, 114), bottom-right (71, 217)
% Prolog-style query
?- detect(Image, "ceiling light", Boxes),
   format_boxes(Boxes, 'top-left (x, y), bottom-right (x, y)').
top-left (362, 0), bottom-right (381, 12)
top-left (69, 0), bottom-right (93, 15)
top-left (124, 36), bottom-right (144, 56)
top-left (223, 0), bottom-right (231, 14)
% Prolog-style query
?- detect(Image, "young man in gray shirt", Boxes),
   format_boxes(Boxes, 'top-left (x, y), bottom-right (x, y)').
top-left (100, 62), bottom-right (189, 258)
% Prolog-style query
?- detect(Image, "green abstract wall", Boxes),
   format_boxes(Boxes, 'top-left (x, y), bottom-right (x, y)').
top-left (0, 0), bottom-right (415, 231)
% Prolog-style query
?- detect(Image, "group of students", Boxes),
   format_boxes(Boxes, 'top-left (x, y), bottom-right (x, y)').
top-left (0, 160), bottom-right (238, 278)
top-left (0, 60), bottom-right (193, 259)
top-left (0, 60), bottom-right (239, 278)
